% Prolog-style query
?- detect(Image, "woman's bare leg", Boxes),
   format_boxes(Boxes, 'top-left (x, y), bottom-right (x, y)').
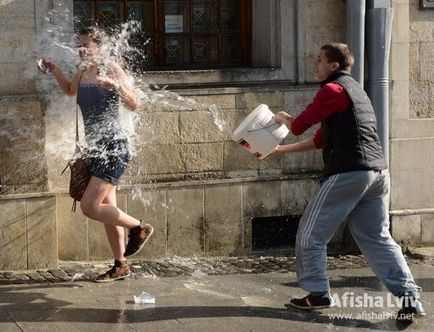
top-left (82, 176), bottom-right (152, 259)
top-left (101, 187), bottom-right (126, 261)
top-left (80, 176), bottom-right (140, 229)
top-left (85, 178), bottom-right (133, 282)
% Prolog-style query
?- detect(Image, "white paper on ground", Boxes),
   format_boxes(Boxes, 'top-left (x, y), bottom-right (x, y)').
top-left (66, 272), bottom-right (85, 282)
top-left (134, 291), bottom-right (155, 304)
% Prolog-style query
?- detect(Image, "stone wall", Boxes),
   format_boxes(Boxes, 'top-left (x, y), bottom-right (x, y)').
top-left (389, 0), bottom-right (434, 245)
top-left (0, 0), bottom-right (48, 194)
top-left (0, 97), bottom-right (47, 194)
top-left (56, 176), bottom-right (317, 261)
top-left (0, 0), bottom-right (38, 95)
top-left (408, 0), bottom-right (434, 119)
top-left (0, 194), bottom-right (56, 269)
top-left (303, 0), bottom-right (346, 82)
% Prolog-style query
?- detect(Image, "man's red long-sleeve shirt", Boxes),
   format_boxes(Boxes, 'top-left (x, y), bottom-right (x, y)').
top-left (291, 82), bottom-right (351, 149)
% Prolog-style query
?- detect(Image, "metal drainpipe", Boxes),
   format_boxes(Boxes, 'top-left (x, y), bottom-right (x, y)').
top-left (366, 0), bottom-right (393, 165)
top-left (342, 1), bottom-right (367, 254)
top-left (346, 0), bottom-right (366, 87)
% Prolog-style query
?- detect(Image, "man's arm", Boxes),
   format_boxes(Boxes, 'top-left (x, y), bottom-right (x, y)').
top-left (291, 83), bottom-right (350, 135)
top-left (271, 138), bottom-right (316, 155)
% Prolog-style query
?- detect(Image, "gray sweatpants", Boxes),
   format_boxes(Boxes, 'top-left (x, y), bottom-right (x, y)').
top-left (295, 170), bottom-right (421, 298)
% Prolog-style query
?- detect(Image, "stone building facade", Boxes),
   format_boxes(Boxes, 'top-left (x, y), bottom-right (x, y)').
top-left (0, 0), bottom-right (433, 269)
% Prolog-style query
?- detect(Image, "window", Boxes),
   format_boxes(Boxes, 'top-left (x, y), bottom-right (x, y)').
top-left (421, 0), bottom-right (434, 8)
top-left (73, 0), bottom-right (252, 69)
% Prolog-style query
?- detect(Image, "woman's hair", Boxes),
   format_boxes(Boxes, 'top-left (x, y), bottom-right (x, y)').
top-left (321, 43), bottom-right (354, 72)
top-left (78, 26), bottom-right (103, 45)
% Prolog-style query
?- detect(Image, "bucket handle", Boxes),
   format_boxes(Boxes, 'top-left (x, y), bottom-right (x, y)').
top-left (247, 119), bottom-right (278, 133)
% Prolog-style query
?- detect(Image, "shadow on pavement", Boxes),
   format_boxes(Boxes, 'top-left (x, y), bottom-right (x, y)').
top-left (0, 283), bottom-right (415, 331)
top-left (284, 276), bottom-right (434, 292)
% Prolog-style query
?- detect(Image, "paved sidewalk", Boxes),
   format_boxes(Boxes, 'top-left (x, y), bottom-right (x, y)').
top-left (0, 254), bottom-right (374, 283)
top-left (0, 255), bottom-right (433, 331)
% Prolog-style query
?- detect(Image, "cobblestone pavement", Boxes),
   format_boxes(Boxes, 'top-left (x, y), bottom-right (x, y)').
top-left (1, 254), bottom-right (432, 284)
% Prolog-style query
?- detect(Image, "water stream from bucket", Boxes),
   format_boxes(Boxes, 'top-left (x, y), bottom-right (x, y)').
top-left (29, 7), bottom-right (232, 245)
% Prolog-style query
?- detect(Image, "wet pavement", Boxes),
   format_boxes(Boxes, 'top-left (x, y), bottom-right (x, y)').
top-left (0, 255), bottom-right (433, 331)
top-left (0, 254), bottom-right (375, 283)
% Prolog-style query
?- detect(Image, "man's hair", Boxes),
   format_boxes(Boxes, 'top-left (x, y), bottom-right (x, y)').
top-left (321, 43), bottom-right (354, 72)
top-left (78, 26), bottom-right (103, 45)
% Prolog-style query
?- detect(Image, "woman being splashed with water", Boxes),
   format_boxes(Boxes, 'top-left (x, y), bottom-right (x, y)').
top-left (38, 27), bottom-right (153, 282)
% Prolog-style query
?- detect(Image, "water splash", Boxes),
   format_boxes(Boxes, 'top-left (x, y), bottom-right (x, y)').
top-left (29, 7), bottom-right (231, 209)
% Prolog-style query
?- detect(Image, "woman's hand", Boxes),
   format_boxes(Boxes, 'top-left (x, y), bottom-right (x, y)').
top-left (96, 75), bottom-right (119, 90)
top-left (275, 111), bottom-right (293, 129)
top-left (37, 58), bottom-right (58, 74)
top-left (37, 59), bottom-right (79, 96)
top-left (97, 68), bottom-right (137, 111)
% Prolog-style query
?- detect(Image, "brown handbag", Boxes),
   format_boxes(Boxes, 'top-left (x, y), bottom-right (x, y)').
top-left (61, 105), bottom-right (91, 212)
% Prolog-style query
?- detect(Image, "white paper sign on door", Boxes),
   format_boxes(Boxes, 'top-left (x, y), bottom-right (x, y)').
top-left (165, 15), bottom-right (183, 33)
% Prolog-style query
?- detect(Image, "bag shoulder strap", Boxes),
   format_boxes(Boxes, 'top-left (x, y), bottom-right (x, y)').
top-left (75, 71), bottom-right (85, 146)
top-left (75, 105), bottom-right (79, 144)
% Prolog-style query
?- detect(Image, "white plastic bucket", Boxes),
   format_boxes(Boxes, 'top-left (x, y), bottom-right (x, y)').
top-left (232, 104), bottom-right (289, 160)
